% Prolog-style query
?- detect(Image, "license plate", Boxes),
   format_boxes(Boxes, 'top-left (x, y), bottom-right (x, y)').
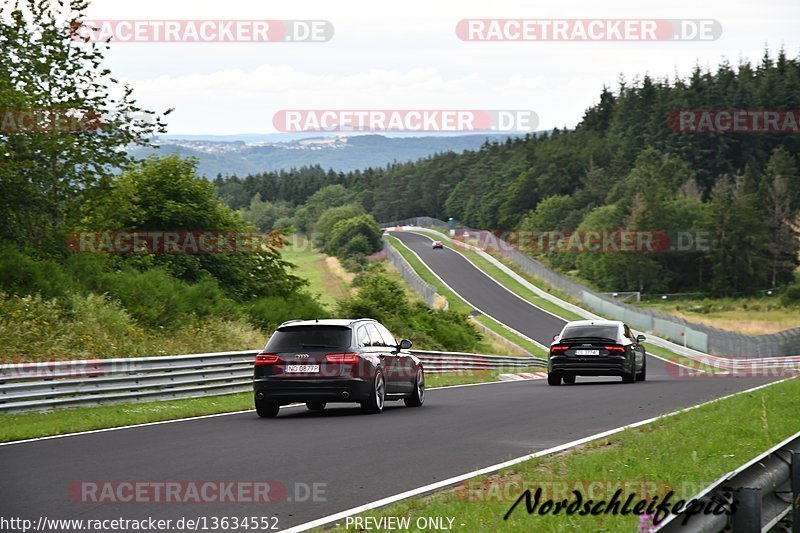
top-left (285, 364), bottom-right (319, 373)
top-left (574, 349), bottom-right (599, 356)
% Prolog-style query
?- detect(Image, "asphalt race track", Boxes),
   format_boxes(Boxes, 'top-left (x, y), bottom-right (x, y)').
top-left (0, 231), bottom-right (778, 531)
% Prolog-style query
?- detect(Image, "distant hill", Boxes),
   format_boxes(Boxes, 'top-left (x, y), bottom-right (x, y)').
top-left (129, 134), bottom-right (523, 177)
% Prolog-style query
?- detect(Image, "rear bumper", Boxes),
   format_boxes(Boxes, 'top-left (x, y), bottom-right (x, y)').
top-left (548, 356), bottom-right (633, 376)
top-left (253, 377), bottom-right (373, 403)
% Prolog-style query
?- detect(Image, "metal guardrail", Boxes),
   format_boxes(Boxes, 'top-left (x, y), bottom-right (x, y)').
top-left (383, 240), bottom-right (444, 309)
top-left (0, 350), bottom-right (545, 412)
top-left (659, 430), bottom-right (800, 532)
top-left (385, 217), bottom-right (800, 358)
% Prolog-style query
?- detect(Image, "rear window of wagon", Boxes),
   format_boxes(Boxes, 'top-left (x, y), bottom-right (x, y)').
top-left (265, 326), bottom-right (351, 352)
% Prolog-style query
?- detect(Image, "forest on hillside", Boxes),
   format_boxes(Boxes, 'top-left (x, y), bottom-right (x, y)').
top-left (217, 50), bottom-right (800, 296)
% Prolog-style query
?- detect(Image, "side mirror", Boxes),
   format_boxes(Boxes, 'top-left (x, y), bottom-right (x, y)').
top-left (552, 334), bottom-right (559, 341)
top-left (636, 334), bottom-right (646, 342)
top-left (399, 339), bottom-right (412, 350)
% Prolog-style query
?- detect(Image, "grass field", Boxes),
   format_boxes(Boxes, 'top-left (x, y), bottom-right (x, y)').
top-left (637, 296), bottom-right (800, 335)
top-left (281, 237), bottom-right (351, 309)
top-left (323, 376), bottom-right (800, 532)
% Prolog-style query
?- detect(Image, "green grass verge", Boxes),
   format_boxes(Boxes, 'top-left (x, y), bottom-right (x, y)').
top-left (387, 236), bottom-right (471, 315)
top-left (425, 368), bottom-right (539, 388)
top-left (322, 376), bottom-right (800, 532)
top-left (0, 392), bottom-right (254, 443)
top-left (473, 316), bottom-right (547, 358)
top-left (0, 371), bottom-right (543, 443)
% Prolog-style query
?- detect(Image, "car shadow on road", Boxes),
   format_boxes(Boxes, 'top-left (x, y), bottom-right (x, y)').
top-left (270, 404), bottom-right (415, 419)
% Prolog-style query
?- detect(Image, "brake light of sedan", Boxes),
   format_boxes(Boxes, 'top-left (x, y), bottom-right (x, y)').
top-left (325, 353), bottom-right (359, 364)
top-left (254, 353), bottom-right (280, 365)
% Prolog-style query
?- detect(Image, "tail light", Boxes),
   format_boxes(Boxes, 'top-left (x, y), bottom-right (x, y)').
top-left (551, 345), bottom-right (569, 353)
top-left (326, 353), bottom-right (359, 364)
top-left (255, 353), bottom-right (280, 365)
top-left (604, 345), bottom-right (626, 354)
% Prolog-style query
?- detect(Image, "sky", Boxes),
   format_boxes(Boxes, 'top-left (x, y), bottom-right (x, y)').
top-left (75, 0), bottom-right (800, 136)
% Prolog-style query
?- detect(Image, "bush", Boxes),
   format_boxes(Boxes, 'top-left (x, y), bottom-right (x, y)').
top-left (405, 303), bottom-right (481, 352)
top-left (314, 204), bottom-right (365, 248)
top-left (336, 272), bottom-right (481, 352)
top-left (325, 214), bottom-right (382, 262)
top-left (97, 268), bottom-right (238, 327)
top-left (781, 277), bottom-right (800, 305)
top-left (0, 291), bottom-right (267, 362)
top-left (246, 293), bottom-right (329, 330)
top-left (337, 271), bottom-right (409, 323)
top-left (0, 243), bottom-right (76, 300)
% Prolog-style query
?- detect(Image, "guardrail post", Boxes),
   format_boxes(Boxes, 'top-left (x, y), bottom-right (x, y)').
top-left (792, 452), bottom-right (800, 533)
top-left (730, 487), bottom-right (761, 532)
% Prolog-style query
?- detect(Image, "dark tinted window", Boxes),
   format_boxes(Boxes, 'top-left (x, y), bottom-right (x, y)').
top-left (265, 326), bottom-right (351, 351)
top-left (560, 325), bottom-right (619, 341)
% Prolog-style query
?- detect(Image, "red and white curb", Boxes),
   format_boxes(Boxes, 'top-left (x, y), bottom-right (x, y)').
top-left (499, 372), bottom-right (547, 381)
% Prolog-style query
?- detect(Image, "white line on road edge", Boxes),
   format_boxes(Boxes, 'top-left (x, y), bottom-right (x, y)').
top-left (410, 227), bottom-right (798, 369)
top-left (0, 380), bottom-right (517, 447)
top-left (283, 376), bottom-right (795, 532)
top-left (392, 232), bottom-right (693, 374)
top-left (388, 233), bottom-right (548, 352)
top-left (400, 230), bottom-right (712, 374)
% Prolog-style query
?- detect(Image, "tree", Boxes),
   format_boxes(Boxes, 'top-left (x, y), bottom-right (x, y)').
top-left (763, 176), bottom-right (799, 287)
top-left (703, 175), bottom-right (770, 294)
top-left (325, 215), bottom-right (383, 260)
top-left (293, 184), bottom-right (353, 233)
top-left (314, 204), bottom-right (365, 248)
top-left (239, 194), bottom-right (293, 231)
top-left (83, 156), bottom-right (304, 300)
top-left (0, 0), bottom-right (169, 247)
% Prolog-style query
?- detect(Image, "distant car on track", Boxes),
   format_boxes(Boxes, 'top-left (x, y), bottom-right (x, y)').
top-left (547, 320), bottom-right (646, 386)
top-left (432, 240), bottom-right (444, 249)
top-left (253, 318), bottom-right (424, 417)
